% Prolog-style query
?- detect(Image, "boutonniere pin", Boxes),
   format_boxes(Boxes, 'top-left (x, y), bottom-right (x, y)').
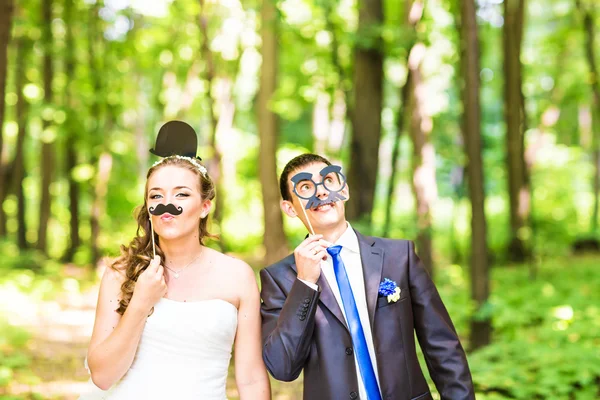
top-left (378, 278), bottom-right (401, 303)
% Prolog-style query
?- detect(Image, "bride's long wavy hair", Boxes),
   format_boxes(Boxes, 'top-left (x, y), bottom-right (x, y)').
top-left (111, 156), bottom-right (217, 315)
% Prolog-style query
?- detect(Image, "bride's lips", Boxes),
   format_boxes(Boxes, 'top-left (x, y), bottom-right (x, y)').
top-left (161, 213), bottom-right (175, 221)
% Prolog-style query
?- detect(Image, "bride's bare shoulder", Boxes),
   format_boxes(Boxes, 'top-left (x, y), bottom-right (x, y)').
top-left (208, 249), bottom-right (257, 288)
top-left (99, 260), bottom-right (127, 292)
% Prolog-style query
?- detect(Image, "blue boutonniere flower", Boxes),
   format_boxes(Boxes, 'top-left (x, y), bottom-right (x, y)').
top-left (378, 278), bottom-right (401, 303)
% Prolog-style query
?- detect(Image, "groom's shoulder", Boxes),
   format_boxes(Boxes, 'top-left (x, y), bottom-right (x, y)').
top-left (357, 230), bottom-right (412, 250)
top-left (262, 253), bottom-right (296, 277)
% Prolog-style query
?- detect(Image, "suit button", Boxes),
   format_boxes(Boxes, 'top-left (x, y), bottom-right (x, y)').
top-left (345, 347), bottom-right (353, 355)
top-left (350, 391), bottom-right (358, 399)
top-left (303, 298), bottom-right (310, 304)
top-left (302, 303), bottom-right (309, 309)
top-left (299, 316), bottom-right (306, 321)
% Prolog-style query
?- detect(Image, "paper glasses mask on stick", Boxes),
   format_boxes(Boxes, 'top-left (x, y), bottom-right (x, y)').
top-left (291, 165), bottom-right (347, 210)
top-left (147, 120), bottom-right (202, 257)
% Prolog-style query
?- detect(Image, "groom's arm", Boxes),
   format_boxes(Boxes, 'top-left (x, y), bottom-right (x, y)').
top-left (406, 240), bottom-right (475, 400)
top-left (259, 267), bottom-right (319, 382)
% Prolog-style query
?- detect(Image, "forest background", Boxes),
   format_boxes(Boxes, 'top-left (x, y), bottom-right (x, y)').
top-left (0, 0), bottom-right (599, 398)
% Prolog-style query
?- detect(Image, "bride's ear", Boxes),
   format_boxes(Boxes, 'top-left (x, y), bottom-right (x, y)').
top-left (201, 199), bottom-right (212, 219)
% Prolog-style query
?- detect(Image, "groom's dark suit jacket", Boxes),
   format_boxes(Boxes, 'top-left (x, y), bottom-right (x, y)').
top-left (260, 231), bottom-right (474, 400)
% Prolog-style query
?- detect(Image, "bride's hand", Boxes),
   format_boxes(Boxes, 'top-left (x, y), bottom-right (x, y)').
top-left (130, 255), bottom-right (167, 313)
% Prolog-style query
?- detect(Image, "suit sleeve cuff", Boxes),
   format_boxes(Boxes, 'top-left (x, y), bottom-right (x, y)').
top-left (297, 278), bottom-right (318, 291)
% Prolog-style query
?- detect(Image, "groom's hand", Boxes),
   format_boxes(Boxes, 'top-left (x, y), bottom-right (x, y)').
top-left (295, 234), bottom-right (329, 284)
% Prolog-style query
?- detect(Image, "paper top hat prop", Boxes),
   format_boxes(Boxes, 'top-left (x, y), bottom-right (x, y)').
top-left (149, 120), bottom-right (207, 176)
top-left (150, 120), bottom-right (201, 160)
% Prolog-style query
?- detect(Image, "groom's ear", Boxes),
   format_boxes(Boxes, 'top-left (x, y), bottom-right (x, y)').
top-left (280, 200), bottom-right (298, 218)
top-left (341, 183), bottom-right (350, 202)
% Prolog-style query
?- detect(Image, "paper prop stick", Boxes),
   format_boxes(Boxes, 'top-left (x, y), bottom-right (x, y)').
top-left (147, 120), bottom-right (203, 257)
top-left (300, 206), bottom-right (316, 236)
top-left (147, 204), bottom-right (184, 257)
top-left (291, 165), bottom-right (347, 209)
top-left (149, 212), bottom-right (157, 258)
top-left (290, 164), bottom-right (347, 236)
top-left (149, 204), bottom-right (183, 216)
top-left (150, 121), bottom-right (201, 159)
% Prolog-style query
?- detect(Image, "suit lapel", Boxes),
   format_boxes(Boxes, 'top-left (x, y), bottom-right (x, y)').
top-left (290, 261), bottom-right (348, 330)
top-left (356, 232), bottom-right (385, 329)
top-left (317, 273), bottom-right (348, 330)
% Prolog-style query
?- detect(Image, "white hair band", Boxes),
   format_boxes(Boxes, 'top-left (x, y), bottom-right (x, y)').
top-left (152, 155), bottom-right (208, 177)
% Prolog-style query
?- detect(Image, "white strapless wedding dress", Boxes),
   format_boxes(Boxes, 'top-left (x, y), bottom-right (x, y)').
top-left (79, 297), bottom-right (238, 400)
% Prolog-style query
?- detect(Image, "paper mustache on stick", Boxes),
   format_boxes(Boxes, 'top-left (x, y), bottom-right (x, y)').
top-left (290, 164), bottom-right (347, 235)
top-left (148, 203), bottom-right (184, 257)
top-left (149, 203), bottom-right (184, 216)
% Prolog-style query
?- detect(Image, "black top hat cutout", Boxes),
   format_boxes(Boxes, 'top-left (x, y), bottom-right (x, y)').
top-left (149, 120), bottom-right (201, 160)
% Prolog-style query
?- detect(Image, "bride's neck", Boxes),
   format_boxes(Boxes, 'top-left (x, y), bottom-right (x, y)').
top-left (159, 236), bottom-right (203, 267)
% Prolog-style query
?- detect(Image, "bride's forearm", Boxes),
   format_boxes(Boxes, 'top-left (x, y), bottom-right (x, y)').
top-left (237, 375), bottom-right (271, 400)
top-left (87, 303), bottom-right (148, 390)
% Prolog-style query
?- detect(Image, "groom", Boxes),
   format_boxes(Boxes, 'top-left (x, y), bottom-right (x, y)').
top-left (259, 154), bottom-right (474, 400)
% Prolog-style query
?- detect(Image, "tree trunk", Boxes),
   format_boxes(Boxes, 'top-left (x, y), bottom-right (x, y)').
top-left (199, 0), bottom-right (226, 250)
top-left (88, 1), bottom-right (104, 266)
top-left (406, 43), bottom-right (436, 277)
top-left (503, 0), bottom-right (529, 262)
top-left (13, 37), bottom-right (30, 250)
top-left (328, 90), bottom-right (347, 156)
top-left (346, 0), bottom-right (384, 223)
top-left (593, 148), bottom-right (600, 233)
top-left (135, 84), bottom-right (149, 179)
top-left (459, 0), bottom-right (491, 350)
top-left (383, 0), bottom-right (423, 238)
top-left (37, 0), bottom-right (54, 253)
top-left (575, 0), bottom-right (600, 234)
top-left (258, 0), bottom-right (288, 265)
top-left (0, 0), bottom-right (14, 237)
top-left (91, 152), bottom-right (112, 265)
top-left (383, 70), bottom-right (411, 239)
top-left (63, 0), bottom-right (80, 261)
top-left (323, 1), bottom-right (350, 158)
top-left (312, 93), bottom-right (330, 155)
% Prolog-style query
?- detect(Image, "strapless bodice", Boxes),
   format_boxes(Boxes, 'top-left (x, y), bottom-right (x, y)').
top-left (79, 297), bottom-right (238, 400)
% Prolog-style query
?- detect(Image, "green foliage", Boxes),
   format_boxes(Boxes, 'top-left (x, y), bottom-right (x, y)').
top-left (424, 257), bottom-right (600, 399)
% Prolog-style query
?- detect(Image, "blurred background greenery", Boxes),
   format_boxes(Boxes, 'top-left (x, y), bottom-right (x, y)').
top-left (0, 0), bottom-right (599, 398)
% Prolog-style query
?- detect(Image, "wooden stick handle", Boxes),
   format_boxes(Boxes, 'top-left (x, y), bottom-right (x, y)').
top-left (300, 205), bottom-right (316, 236)
top-left (149, 216), bottom-right (156, 258)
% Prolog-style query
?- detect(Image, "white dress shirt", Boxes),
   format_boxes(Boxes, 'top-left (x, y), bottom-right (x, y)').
top-left (299, 223), bottom-right (381, 400)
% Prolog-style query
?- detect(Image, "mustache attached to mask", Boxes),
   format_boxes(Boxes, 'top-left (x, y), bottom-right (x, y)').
top-left (149, 203), bottom-right (184, 216)
top-left (304, 191), bottom-right (347, 210)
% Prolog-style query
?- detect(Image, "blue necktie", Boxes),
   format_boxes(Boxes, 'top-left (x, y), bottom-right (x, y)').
top-left (327, 245), bottom-right (381, 400)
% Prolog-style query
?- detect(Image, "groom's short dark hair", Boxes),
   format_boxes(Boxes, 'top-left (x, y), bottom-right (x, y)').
top-left (279, 153), bottom-right (332, 201)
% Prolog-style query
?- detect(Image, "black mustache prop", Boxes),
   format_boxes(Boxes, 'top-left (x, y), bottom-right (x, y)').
top-left (304, 191), bottom-right (347, 210)
top-left (149, 203), bottom-right (184, 216)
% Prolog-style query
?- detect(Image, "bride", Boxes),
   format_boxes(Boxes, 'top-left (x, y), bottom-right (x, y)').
top-left (82, 123), bottom-right (270, 399)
